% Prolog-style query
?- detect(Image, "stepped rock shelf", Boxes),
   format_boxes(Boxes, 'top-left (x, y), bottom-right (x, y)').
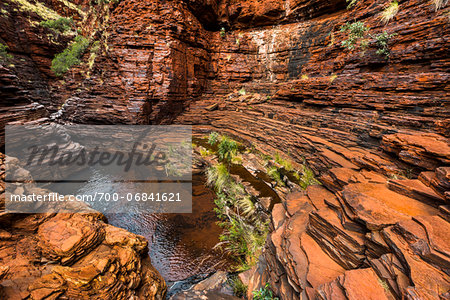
top-left (0, 0), bottom-right (449, 299)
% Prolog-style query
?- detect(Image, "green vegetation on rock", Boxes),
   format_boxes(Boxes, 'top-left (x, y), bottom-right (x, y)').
top-left (228, 275), bottom-right (248, 298)
top-left (381, 1), bottom-right (399, 24)
top-left (432, 0), bottom-right (449, 10)
top-left (296, 165), bottom-right (321, 189)
top-left (267, 166), bottom-right (284, 187)
top-left (374, 31), bottom-right (397, 59)
top-left (11, 0), bottom-right (60, 20)
top-left (341, 21), bottom-right (396, 59)
top-left (253, 283), bottom-right (279, 300)
top-left (205, 133), bottom-right (268, 270)
top-left (40, 17), bottom-right (73, 33)
top-left (51, 35), bottom-right (89, 76)
top-left (340, 21), bottom-right (370, 51)
top-left (218, 136), bottom-right (238, 162)
top-left (208, 131), bottom-right (220, 146)
top-left (274, 152), bottom-right (293, 172)
top-left (0, 43), bottom-right (13, 62)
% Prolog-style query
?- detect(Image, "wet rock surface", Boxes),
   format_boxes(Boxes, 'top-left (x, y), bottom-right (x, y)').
top-left (170, 271), bottom-right (240, 300)
top-left (0, 154), bottom-right (167, 299)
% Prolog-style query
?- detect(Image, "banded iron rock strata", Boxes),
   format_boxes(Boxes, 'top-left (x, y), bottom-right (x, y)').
top-left (0, 0), bottom-right (449, 299)
top-left (0, 154), bottom-right (167, 299)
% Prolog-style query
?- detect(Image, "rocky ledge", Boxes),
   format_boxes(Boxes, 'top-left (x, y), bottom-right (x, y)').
top-left (240, 168), bottom-right (449, 299)
top-left (0, 154), bottom-right (167, 299)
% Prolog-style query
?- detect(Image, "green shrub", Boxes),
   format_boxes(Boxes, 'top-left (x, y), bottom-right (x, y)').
top-left (40, 17), bottom-right (73, 33)
top-left (218, 136), bottom-right (238, 162)
top-left (340, 21), bottom-right (370, 50)
top-left (253, 283), bottom-right (279, 300)
top-left (346, 0), bottom-right (358, 8)
top-left (213, 192), bottom-right (230, 219)
top-left (0, 43), bottom-right (13, 62)
top-left (341, 22), bottom-right (396, 59)
top-left (374, 31), bottom-right (397, 59)
top-left (220, 27), bottom-right (226, 38)
top-left (381, 1), bottom-right (399, 24)
top-left (51, 35), bottom-right (89, 76)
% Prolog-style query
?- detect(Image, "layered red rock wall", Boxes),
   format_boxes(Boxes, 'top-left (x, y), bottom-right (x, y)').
top-left (56, 0), bottom-right (212, 125)
top-left (0, 0), bottom-right (101, 146)
top-left (173, 0), bottom-right (450, 299)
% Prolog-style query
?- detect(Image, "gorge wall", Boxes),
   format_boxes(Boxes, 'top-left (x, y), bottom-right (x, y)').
top-left (0, 0), bottom-right (449, 299)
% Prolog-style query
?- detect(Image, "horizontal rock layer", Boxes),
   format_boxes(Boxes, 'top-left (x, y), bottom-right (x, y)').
top-left (0, 155), bottom-right (167, 299)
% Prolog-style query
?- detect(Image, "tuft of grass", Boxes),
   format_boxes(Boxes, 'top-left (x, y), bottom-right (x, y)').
top-left (228, 275), bottom-right (248, 298)
top-left (301, 74), bottom-right (309, 80)
top-left (238, 87), bottom-right (246, 96)
top-left (381, 1), bottom-right (399, 24)
top-left (346, 0), bottom-right (359, 9)
top-left (377, 278), bottom-right (391, 293)
top-left (328, 32), bottom-right (335, 47)
top-left (329, 74), bottom-right (338, 83)
top-left (274, 153), bottom-right (293, 172)
top-left (231, 154), bottom-right (243, 164)
top-left (237, 196), bottom-right (256, 218)
top-left (432, 0), bottom-right (448, 10)
top-left (298, 165), bottom-right (321, 189)
top-left (207, 163), bottom-right (230, 192)
top-left (268, 166), bottom-right (284, 187)
top-left (219, 216), bottom-right (268, 270)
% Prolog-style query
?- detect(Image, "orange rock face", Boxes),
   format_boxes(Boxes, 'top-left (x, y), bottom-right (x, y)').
top-left (0, 154), bottom-right (167, 299)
